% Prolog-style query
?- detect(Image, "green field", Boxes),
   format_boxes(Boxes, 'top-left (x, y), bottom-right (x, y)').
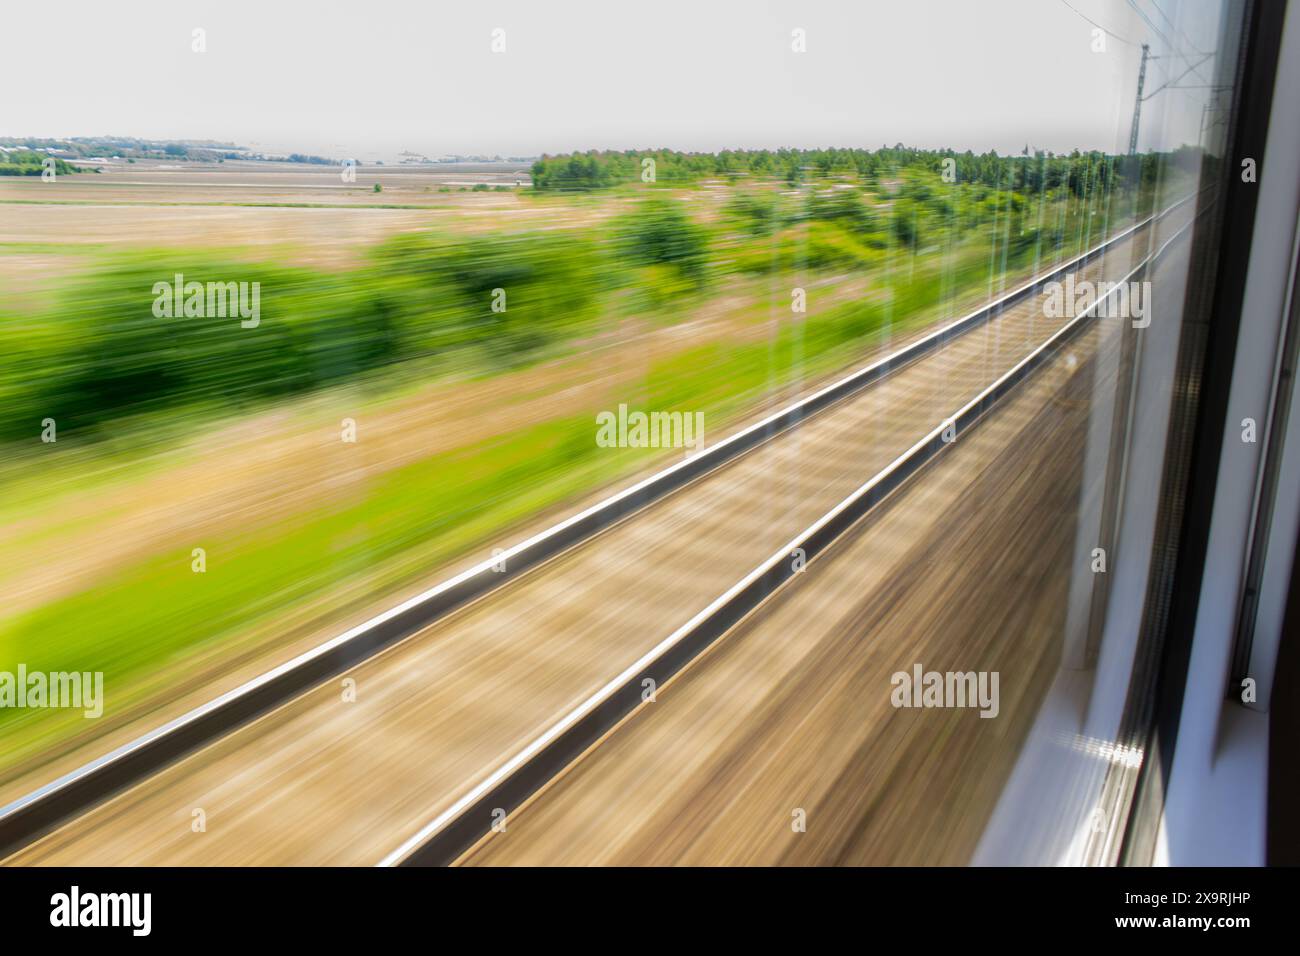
top-left (0, 146), bottom-right (1197, 780)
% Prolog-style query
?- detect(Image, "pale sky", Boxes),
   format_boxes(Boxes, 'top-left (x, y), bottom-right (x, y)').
top-left (0, 0), bottom-right (1225, 160)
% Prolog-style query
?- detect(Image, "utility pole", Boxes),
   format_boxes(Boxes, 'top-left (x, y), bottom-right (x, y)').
top-left (1128, 43), bottom-right (1150, 156)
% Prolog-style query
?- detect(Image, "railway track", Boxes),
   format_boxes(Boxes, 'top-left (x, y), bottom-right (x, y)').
top-left (464, 310), bottom-right (1119, 865)
top-left (1, 196), bottom-right (1196, 865)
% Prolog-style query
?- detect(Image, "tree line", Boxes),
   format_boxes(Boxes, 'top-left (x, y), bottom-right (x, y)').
top-left (530, 144), bottom-right (1204, 196)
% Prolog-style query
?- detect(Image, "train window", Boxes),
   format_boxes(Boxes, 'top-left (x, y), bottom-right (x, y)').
top-left (0, 0), bottom-right (1293, 894)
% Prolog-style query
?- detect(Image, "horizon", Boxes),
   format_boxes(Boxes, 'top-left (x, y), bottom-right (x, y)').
top-left (0, 134), bottom-right (1207, 166)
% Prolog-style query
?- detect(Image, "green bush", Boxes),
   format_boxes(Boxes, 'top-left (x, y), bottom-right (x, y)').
top-left (724, 190), bottom-right (783, 237)
top-left (616, 197), bottom-right (709, 282)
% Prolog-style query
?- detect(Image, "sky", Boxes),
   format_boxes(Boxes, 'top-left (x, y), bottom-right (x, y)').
top-left (0, 0), bottom-right (1226, 160)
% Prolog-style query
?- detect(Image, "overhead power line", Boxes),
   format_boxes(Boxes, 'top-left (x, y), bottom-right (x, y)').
top-left (1127, 0), bottom-right (1212, 85)
top-left (1142, 52), bottom-right (1215, 100)
top-left (1057, 0), bottom-right (1142, 47)
top-left (1148, 0), bottom-right (1208, 54)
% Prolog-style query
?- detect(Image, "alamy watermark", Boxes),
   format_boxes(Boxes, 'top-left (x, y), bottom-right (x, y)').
top-left (0, 665), bottom-right (103, 718)
top-left (890, 663), bottom-right (999, 718)
top-left (152, 273), bottom-right (260, 328)
top-left (595, 404), bottom-right (705, 451)
top-left (1042, 275), bottom-right (1151, 328)
top-left (50, 886), bottom-right (150, 936)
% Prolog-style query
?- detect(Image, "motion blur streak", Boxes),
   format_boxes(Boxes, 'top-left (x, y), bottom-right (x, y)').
top-left (4, 205), bottom-right (1186, 865)
top-left (464, 243), bottom-right (1191, 866)
top-left (0, 147), bottom-right (1181, 807)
